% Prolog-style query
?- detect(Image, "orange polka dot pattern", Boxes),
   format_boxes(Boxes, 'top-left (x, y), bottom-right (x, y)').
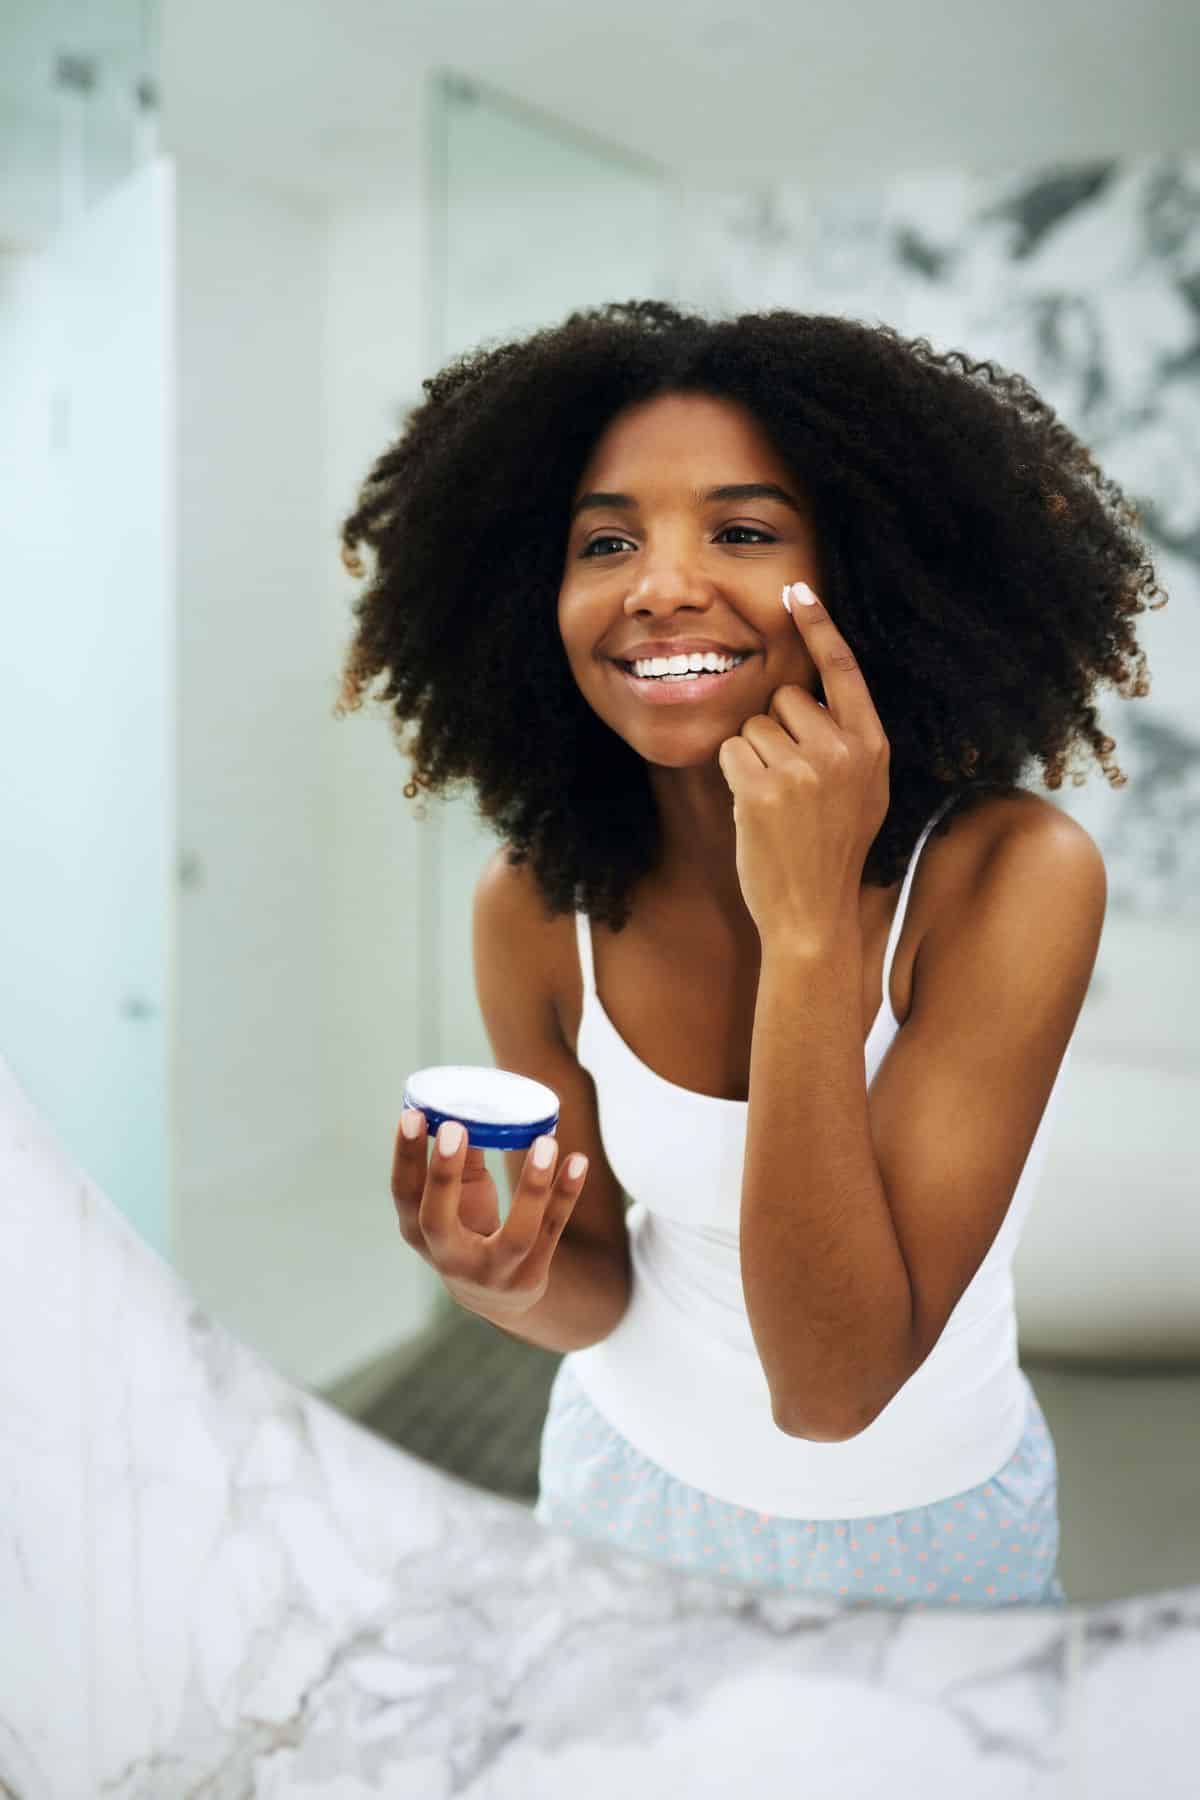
top-left (534, 1362), bottom-right (1067, 1610)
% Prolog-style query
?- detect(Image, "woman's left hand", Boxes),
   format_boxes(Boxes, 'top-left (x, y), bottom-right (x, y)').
top-left (716, 582), bottom-right (892, 948)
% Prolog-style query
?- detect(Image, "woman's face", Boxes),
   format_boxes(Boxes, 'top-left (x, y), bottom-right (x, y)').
top-left (557, 390), bottom-right (826, 770)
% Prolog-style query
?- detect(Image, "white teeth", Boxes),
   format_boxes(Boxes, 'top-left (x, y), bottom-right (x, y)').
top-left (630, 651), bottom-right (744, 679)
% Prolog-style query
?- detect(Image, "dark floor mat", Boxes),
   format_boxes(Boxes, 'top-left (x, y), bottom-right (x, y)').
top-left (359, 1305), bottom-right (561, 1506)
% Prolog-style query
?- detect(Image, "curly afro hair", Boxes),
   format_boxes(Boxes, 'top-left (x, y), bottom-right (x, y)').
top-left (333, 299), bottom-right (1166, 933)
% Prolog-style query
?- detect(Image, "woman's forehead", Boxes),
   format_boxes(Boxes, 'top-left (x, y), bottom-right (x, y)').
top-left (575, 394), bottom-right (800, 497)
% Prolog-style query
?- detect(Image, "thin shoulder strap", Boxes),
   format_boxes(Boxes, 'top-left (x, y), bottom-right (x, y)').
top-left (880, 794), bottom-right (961, 1007)
top-left (574, 908), bottom-right (597, 1002)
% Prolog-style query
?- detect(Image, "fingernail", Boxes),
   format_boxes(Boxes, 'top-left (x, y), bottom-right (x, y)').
top-left (401, 1109), bottom-right (421, 1140)
top-left (533, 1135), bottom-right (555, 1168)
top-left (437, 1120), bottom-right (464, 1154)
top-left (794, 582), bottom-right (818, 605)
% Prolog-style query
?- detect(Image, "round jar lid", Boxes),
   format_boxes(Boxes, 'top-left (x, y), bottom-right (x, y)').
top-left (401, 1064), bottom-right (560, 1151)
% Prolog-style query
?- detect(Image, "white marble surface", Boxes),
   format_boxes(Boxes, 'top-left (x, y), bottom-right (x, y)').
top-left (1, 1047), bottom-right (1196, 1799)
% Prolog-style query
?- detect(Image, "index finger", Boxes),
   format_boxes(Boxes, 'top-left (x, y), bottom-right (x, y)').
top-left (390, 1110), bottom-right (481, 1219)
top-left (406, 1116), bottom-right (486, 1262)
top-left (785, 582), bottom-right (886, 741)
top-left (392, 1109), bottom-right (486, 1180)
top-left (391, 1107), bottom-right (429, 1209)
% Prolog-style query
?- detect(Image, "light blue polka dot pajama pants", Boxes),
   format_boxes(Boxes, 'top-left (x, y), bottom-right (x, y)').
top-left (534, 1360), bottom-right (1067, 1609)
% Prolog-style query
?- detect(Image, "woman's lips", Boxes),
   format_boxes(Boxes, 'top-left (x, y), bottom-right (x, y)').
top-left (613, 655), bottom-right (758, 705)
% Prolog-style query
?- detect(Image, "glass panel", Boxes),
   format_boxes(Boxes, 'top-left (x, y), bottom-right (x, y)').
top-left (435, 71), bottom-right (673, 362)
top-left (0, 0), bottom-right (160, 247)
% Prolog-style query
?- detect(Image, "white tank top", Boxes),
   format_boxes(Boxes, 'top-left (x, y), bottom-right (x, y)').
top-left (561, 794), bottom-right (1074, 1518)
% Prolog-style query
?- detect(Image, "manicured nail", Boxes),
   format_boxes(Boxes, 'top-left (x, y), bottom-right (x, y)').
top-left (400, 1109), bottom-right (421, 1139)
top-left (794, 582), bottom-right (818, 605)
top-left (437, 1120), bottom-right (464, 1154)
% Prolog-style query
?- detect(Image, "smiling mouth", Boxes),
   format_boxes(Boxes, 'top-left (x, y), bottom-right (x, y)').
top-left (612, 653), bottom-right (758, 703)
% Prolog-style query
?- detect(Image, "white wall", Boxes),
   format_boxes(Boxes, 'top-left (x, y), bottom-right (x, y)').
top-left (172, 123), bottom-right (445, 1396)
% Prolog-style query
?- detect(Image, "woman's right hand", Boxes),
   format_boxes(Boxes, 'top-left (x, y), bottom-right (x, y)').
top-left (390, 1110), bottom-right (589, 1318)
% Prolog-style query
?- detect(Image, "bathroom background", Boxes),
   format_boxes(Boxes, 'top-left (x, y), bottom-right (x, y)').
top-left (2, 0), bottom-right (1196, 1605)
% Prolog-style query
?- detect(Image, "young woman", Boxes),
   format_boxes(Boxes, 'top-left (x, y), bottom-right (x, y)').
top-left (346, 301), bottom-right (1165, 1608)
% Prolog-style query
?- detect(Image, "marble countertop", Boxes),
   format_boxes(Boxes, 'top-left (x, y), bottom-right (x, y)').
top-left (2, 1051), bottom-right (1195, 1799)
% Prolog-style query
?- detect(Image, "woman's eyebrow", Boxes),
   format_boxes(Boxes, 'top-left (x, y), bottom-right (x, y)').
top-left (569, 482), bottom-right (804, 521)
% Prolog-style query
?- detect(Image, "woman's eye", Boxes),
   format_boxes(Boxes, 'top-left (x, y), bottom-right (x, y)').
top-left (581, 525), bottom-right (775, 557)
